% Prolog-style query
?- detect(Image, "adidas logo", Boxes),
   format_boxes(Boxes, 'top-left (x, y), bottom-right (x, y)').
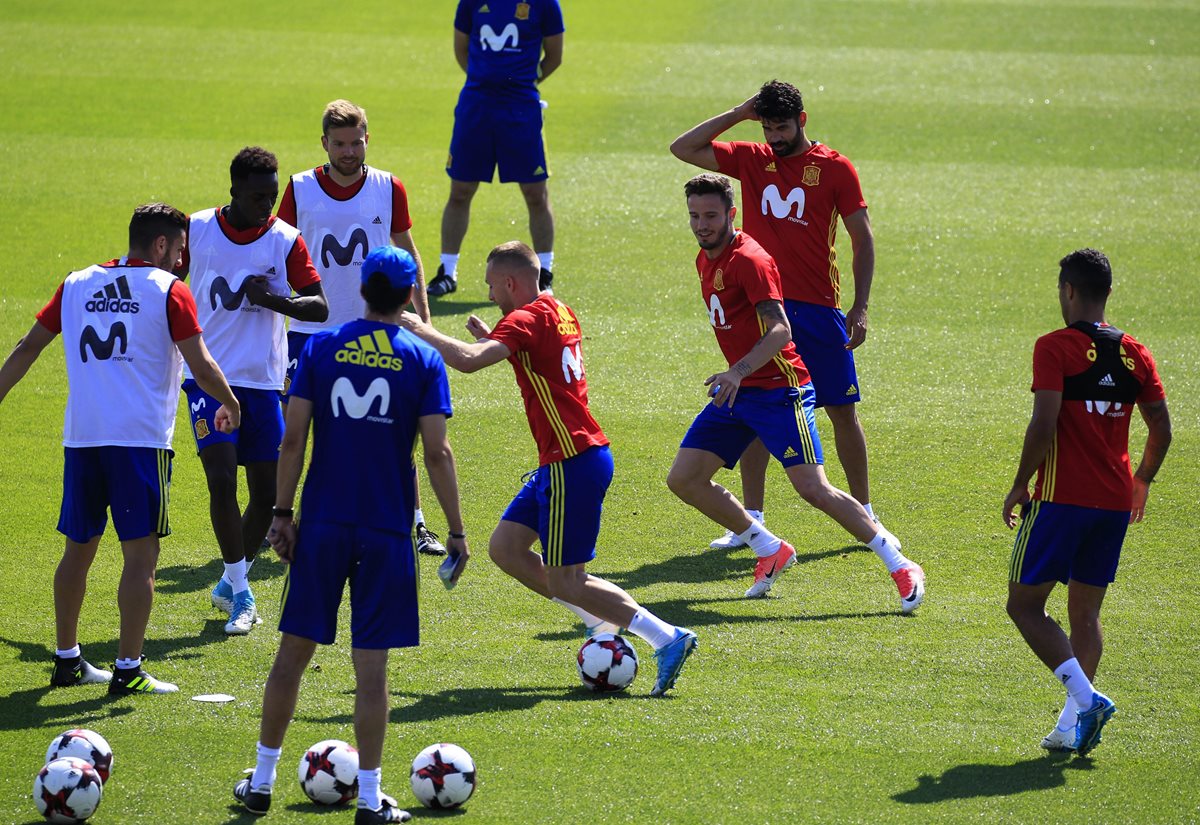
top-left (783, 446), bottom-right (798, 458)
top-left (533, 165), bottom-right (545, 176)
top-left (845, 384), bottom-right (858, 396)
top-left (372, 216), bottom-right (383, 225)
top-left (336, 329), bottom-right (404, 371)
top-left (480, 2), bottom-right (489, 10)
top-left (265, 266), bottom-right (277, 275)
top-left (1099, 373), bottom-right (1115, 387)
top-left (765, 161), bottom-right (777, 172)
top-left (85, 275), bottom-right (140, 313)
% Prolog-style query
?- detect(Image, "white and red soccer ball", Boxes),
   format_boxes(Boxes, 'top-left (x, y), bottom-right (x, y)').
top-left (577, 633), bottom-right (639, 692)
top-left (410, 743), bottom-right (476, 809)
top-left (45, 729), bottom-right (112, 785)
top-left (34, 757), bottom-right (103, 823)
top-left (298, 739), bottom-right (359, 805)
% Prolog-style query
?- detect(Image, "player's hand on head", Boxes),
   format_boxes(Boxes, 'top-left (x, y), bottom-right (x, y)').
top-left (1002, 486), bottom-right (1030, 529)
top-left (465, 315), bottom-right (492, 339)
top-left (737, 94), bottom-right (760, 121)
top-left (242, 276), bottom-right (271, 306)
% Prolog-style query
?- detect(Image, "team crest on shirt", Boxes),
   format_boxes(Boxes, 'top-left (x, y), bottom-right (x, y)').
top-left (712, 269), bottom-right (725, 291)
top-left (515, 2), bottom-right (530, 19)
top-left (802, 166), bottom-right (821, 186)
top-left (195, 419), bottom-right (210, 439)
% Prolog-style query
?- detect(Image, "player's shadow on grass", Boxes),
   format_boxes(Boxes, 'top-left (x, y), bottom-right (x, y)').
top-left (604, 543), bottom-right (869, 590)
top-left (156, 551), bottom-right (286, 597)
top-left (428, 297), bottom-right (494, 318)
top-left (892, 754), bottom-right (1090, 803)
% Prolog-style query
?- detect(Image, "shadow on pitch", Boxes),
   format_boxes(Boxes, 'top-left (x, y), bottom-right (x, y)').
top-left (427, 296), bottom-right (493, 319)
top-left (156, 550), bottom-right (285, 597)
top-left (892, 754), bottom-right (1091, 803)
top-left (603, 542), bottom-right (869, 591)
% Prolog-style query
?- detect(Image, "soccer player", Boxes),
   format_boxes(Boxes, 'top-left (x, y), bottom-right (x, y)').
top-left (427, 0), bottom-right (564, 297)
top-left (1003, 249), bottom-right (1171, 756)
top-left (670, 80), bottom-right (898, 556)
top-left (0, 203), bottom-right (241, 695)
top-left (184, 147), bottom-right (328, 636)
top-left (233, 246), bottom-right (465, 824)
top-left (277, 99), bottom-right (446, 557)
top-left (400, 241), bottom-right (697, 697)
top-left (669, 175), bottom-right (924, 609)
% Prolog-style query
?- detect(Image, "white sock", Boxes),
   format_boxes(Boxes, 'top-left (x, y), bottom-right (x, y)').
top-left (863, 502), bottom-right (876, 520)
top-left (56, 645), bottom-right (81, 659)
top-left (414, 508), bottom-right (425, 527)
top-left (536, 251), bottom-right (554, 272)
top-left (225, 560), bottom-right (249, 595)
top-left (251, 742), bottom-right (281, 790)
top-left (552, 597), bottom-right (617, 633)
top-left (1055, 695), bottom-right (1077, 732)
top-left (867, 532), bottom-right (908, 573)
top-left (440, 253), bottom-right (459, 278)
top-left (1053, 657), bottom-right (1097, 709)
top-left (115, 656), bottom-right (141, 671)
top-left (627, 609), bottom-right (678, 650)
top-left (357, 767), bottom-right (381, 810)
top-left (738, 521), bottom-right (782, 558)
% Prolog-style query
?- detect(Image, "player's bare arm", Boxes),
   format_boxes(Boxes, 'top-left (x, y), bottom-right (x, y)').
top-left (538, 33), bottom-right (563, 83)
top-left (669, 94), bottom-right (759, 172)
top-left (706, 299), bottom-right (791, 409)
top-left (419, 413), bottom-right (469, 584)
top-left (0, 321), bottom-right (56, 408)
top-left (465, 315), bottom-right (492, 340)
top-left (269, 397), bottom-right (313, 562)
top-left (842, 208), bottom-right (875, 350)
top-left (175, 334), bottom-right (241, 432)
top-left (244, 279), bottom-right (329, 323)
top-left (1003, 389), bottom-right (1062, 528)
top-left (1130, 398), bottom-right (1172, 523)
top-left (392, 231), bottom-right (430, 323)
top-left (453, 28), bottom-right (469, 73)
top-left (398, 311), bottom-right (511, 373)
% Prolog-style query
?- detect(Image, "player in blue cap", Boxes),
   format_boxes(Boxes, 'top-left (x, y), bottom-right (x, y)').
top-left (234, 246), bottom-right (467, 824)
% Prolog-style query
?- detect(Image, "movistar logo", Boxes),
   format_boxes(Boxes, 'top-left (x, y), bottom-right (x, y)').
top-left (336, 329), bottom-right (403, 371)
top-left (79, 322), bottom-right (128, 363)
top-left (321, 227), bottom-right (370, 268)
top-left (480, 22), bottom-right (519, 51)
top-left (210, 276), bottom-right (250, 311)
top-left (331, 376), bottom-right (391, 420)
top-left (708, 294), bottom-right (728, 328)
top-left (1084, 400), bottom-right (1125, 416)
top-left (85, 275), bottom-right (140, 314)
top-left (561, 342), bottom-right (584, 384)
top-left (761, 184), bottom-right (806, 220)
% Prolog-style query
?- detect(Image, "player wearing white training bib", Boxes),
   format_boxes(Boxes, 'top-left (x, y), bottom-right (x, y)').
top-left (183, 147), bottom-right (328, 639)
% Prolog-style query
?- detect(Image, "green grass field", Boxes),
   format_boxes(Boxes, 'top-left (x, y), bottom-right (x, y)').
top-left (1, 1), bottom-right (1198, 822)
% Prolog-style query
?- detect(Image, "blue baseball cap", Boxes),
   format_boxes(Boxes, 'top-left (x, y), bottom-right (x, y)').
top-left (361, 246), bottom-right (417, 290)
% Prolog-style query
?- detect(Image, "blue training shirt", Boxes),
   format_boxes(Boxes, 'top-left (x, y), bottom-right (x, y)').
top-left (455, 0), bottom-right (564, 102)
top-left (289, 319), bottom-right (452, 534)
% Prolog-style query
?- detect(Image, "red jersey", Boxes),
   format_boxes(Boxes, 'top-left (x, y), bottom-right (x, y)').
top-left (276, 166), bottom-right (412, 234)
top-left (1031, 325), bottom-right (1165, 510)
top-left (696, 232), bottom-right (809, 389)
top-left (713, 140), bottom-right (867, 308)
top-left (488, 293), bottom-right (609, 466)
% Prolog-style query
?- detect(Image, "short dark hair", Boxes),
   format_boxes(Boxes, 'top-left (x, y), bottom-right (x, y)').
top-left (1059, 248), bottom-right (1112, 302)
top-left (684, 173), bottom-right (735, 211)
top-left (754, 79), bottom-right (804, 121)
top-left (486, 240), bottom-right (540, 277)
top-left (128, 202), bottom-right (187, 250)
top-left (362, 272), bottom-right (412, 314)
top-left (230, 146), bottom-right (278, 182)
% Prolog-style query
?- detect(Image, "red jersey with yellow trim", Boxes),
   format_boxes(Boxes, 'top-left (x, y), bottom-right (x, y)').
top-left (1031, 325), bottom-right (1165, 510)
top-left (487, 293), bottom-right (609, 466)
top-left (713, 140), bottom-right (867, 309)
top-left (696, 231), bottom-right (810, 389)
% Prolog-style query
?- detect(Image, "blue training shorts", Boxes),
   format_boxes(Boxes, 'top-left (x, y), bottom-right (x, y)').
top-left (681, 384), bottom-right (824, 470)
top-left (501, 444), bottom-right (613, 567)
top-left (278, 520), bottom-right (419, 649)
top-left (1009, 500), bottom-right (1129, 587)
top-left (785, 300), bottom-right (861, 408)
top-left (447, 93), bottom-right (549, 184)
top-left (58, 446), bottom-right (172, 543)
top-left (283, 330), bottom-right (311, 400)
top-left (182, 380), bottom-right (283, 465)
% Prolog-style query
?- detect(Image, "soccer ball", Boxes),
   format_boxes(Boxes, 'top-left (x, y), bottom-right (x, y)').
top-left (34, 757), bottom-right (103, 823)
top-left (45, 729), bottom-right (113, 784)
top-left (577, 633), bottom-right (639, 692)
top-left (298, 739), bottom-right (359, 805)
top-left (410, 743), bottom-right (476, 809)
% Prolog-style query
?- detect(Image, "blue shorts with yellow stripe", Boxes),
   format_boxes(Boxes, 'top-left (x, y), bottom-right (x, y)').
top-left (58, 446), bottom-right (172, 543)
top-left (501, 445), bottom-right (613, 567)
top-left (681, 384), bottom-right (823, 469)
top-left (1009, 500), bottom-right (1129, 587)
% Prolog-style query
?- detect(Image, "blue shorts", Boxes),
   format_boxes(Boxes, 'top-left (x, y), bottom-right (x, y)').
top-left (785, 300), bottom-right (861, 408)
top-left (681, 385), bottom-right (823, 470)
top-left (182, 380), bottom-right (283, 465)
top-left (278, 520), bottom-right (419, 649)
top-left (501, 445), bottom-right (612, 567)
top-left (447, 93), bottom-right (548, 184)
top-left (1009, 500), bottom-right (1129, 587)
top-left (283, 331), bottom-right (311, 400)
top-left (58, 446), bottom-right (172, 543)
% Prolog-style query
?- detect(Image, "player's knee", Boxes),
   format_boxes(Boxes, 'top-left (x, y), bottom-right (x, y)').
top-left (665, 466), bottom-right (697, 500)
top-left (791, 476), bottom-right (829, 507)
top-left (204, 466), bottom-right (239, 500)
top-left (521, 185), bottom-right (549, 209)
